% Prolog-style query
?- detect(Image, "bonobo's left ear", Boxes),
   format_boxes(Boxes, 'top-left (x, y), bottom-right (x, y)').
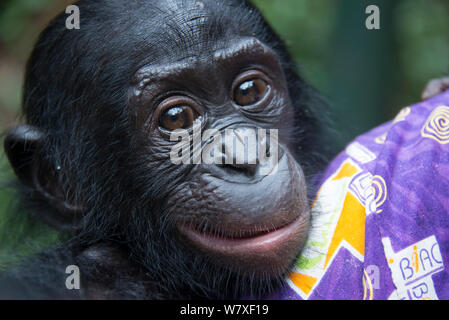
top-left (4, 125), bottom-right (84, 231)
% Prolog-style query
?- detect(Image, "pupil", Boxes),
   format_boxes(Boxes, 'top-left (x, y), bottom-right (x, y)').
top-left (240, 81), bottom-right (255, 96)
top-left (167, 107), bottom-right (184, 122)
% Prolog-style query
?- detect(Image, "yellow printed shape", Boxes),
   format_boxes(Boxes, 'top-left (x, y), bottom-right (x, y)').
top-left (375, 106), bottom-right (411, 145)
top-left (372, 175), bottom-right (387, 213)
top-left (363, 269), bottom-right (374, 300)
top-left (289, 272), bottom-right (318, 296)
top-left (421, 105), bottom-right (449, 144)
top-left (324, 192), bottom-right (366, 268)
top-left (288, 159), bottom-right (363, 298)
top-left (312, 160), bottom-right (359, 208)
top-left (375, 133), bottom-right (387, 145)
top-left (332, 161), bottom-right (359, 181)
top-left (394, 107), bottom-right (411, 123)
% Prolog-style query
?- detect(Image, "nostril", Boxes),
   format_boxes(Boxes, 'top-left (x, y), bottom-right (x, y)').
top-left (226, 162), bottom-right (257, 176)
top-left (221, 149), bottom-right (259, 177)
top-left (217, 127), bottom-right (267, 177)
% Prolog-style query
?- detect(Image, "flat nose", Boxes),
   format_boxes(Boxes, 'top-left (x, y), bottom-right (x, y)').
top-left (220, 128), bottom-right (263, 177)
top-left (200, 127), bottom-right (279, 179)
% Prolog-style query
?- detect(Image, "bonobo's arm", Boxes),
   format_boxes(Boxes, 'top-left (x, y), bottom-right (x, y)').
top-left (0, 243), bottom-right (161, 300)
top-left (75, 243), bottom-right (163, 299)
top-left (0, 247), bottom-right (82, 299)
top-left (422, 76), bottom-right (449, 100)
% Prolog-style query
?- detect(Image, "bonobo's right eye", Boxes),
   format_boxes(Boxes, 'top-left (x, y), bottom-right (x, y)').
top-left (157, 96), bottom-right (201, 131)
top-left (232, 70), bottom-right (271, 107)
top-left (160, 106), bottom-right (196, 131)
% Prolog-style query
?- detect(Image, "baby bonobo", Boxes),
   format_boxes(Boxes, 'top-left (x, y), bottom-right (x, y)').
top-left (1, 0), bottom-right (330, 299)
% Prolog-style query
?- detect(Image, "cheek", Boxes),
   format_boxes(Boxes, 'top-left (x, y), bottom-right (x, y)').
top-left (268, 93), bottom-right (295, 137)
top-left (163, 176), bottom-right (223, 221)
top-left (279, 99), bottom-right (295, 127)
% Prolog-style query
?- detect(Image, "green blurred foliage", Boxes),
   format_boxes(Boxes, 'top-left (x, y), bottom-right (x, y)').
top-left (0, 0), bottom-right (68, 263)
top-left (0, 0), bottom-right (448, 259)
top-left (396, 0), bottom-right (449, 105)
top-left (254, 0), bottom-right (449, 142)
top-left (0, 0), bottom-right (52, 44)
top-left (0, 154), bottom-right (61, 266)
top-left (252, 0), bottom-right (336, 91)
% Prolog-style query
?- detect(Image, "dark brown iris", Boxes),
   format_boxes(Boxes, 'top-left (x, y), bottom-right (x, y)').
top-left (234, 79), bottom-right (269, 106)
top-left (159, 106), bottom-right (196, 131)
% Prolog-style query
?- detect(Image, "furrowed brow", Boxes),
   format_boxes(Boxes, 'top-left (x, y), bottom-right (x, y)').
top-left (131, 38), bottom-right (278, 97)
top-left (213, 38), bottom-right (277, 64)
top-left (132, 57), bottom-right (197, 96)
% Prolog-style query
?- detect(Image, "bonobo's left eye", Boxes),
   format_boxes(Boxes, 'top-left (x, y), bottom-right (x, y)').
top-left (157, 96), bottom-right (201, 131)
top-left (160, 106), bottom-right (196, 131)
top-left (233, 71), bottom-right (271, 107)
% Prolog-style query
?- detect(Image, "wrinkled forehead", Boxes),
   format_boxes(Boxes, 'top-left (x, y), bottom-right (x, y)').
top-left (133, 0), bottom-right (258, 64)
top-left (162, 0), bottom-right (210, 19)
top-left (131, 37), bottom-right (278, 90)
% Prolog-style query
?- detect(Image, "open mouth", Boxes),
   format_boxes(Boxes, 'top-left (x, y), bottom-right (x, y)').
top-left (178, 214), bottom-right (305, 257)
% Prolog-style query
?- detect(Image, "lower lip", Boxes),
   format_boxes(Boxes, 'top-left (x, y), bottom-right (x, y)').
top-left (178, 215), bottom-right (305, 256)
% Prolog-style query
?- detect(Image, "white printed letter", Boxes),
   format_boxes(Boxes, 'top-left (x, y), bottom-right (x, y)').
top-left (365, 5), bottom-right (380, 30)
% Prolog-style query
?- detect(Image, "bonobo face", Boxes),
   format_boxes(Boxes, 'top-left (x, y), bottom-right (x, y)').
top-left (130, 36), bottom-right (310, 276)
top-left (4, 0), bottom-right (320, 298)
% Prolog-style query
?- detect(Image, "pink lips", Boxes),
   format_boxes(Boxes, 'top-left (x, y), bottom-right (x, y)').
top-left (178, 215), bottom-right (305, 256)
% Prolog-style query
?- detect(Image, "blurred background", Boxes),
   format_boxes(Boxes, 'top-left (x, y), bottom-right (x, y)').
top-left (0, 0), bottom-right (448, 259)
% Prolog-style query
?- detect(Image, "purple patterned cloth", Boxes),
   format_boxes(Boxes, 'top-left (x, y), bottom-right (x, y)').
top-left (266, 90), bottom-right (449, 300)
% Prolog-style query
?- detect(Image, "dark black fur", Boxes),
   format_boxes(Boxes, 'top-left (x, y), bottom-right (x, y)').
top-left (0, 0), bottom-right (331, 299)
